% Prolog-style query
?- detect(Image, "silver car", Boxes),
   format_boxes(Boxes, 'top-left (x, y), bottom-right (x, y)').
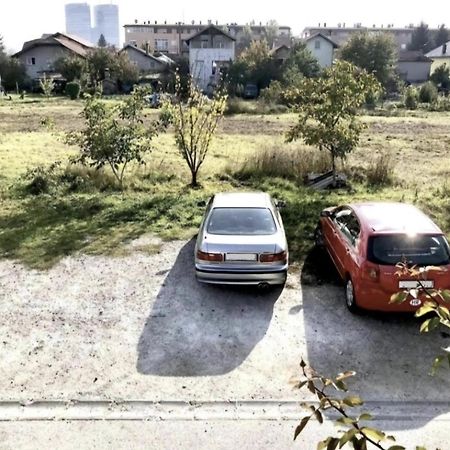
top-left (195, 192), bottom-right (289, 286)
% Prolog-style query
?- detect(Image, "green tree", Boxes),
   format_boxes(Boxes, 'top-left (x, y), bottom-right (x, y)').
top-left (282, 41), bottom-right (321, 80)
top-left (434, 24), bottom-right (449, 48)
top-left (54, 55), bottom-right (87, 82)
top-left (164, 75), bottom-right (227, 187)
top-left (408, 22), bottom-right (434, 53)
top-left (430, 64), bottom-right (450, 90)
top-left (229, 40), bottom-right (278, 90)
top-left (0, 35), bottom-right (27, 91)
top-left (97, 33), bottom-right (107, 48)
top-left (285, 61), bottom-right (381, 182)
top-left (340, 32), bottom-right (397, 89)
top-left (39, 74), bottom-right (55, 99)
top-left (66, 87), bottom-right (163, 187)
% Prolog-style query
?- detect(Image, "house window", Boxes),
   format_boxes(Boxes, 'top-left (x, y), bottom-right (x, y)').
top-left (155, 39), bottom-right (169, 51)
top-left (26, 57), bottom-right (36, 65)
top-left (315, 40), bottom-right (321, 49)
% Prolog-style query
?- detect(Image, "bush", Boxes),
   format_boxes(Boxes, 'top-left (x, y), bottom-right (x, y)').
top-left (66, 81), bottom-right (81, 100)
top-left (365, 152), bottom-right (395, 187)
top-left (404, 86), bottom-right (418, 109)
top-left (259, 81), bottom-right (284, 104)
top-left (429, 95), bottom-right (450, 111)
top-left (225, 98), bottom-right (289, 115)
top-left (21, 161), bottom-right (61, 195)
top-left (229, 145), bottom-right (331, 182)
top-left (419, 81), bottom-right (438, 103)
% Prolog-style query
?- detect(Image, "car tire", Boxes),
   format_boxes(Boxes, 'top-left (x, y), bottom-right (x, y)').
top-left (345, 278), bottom-right (360, 314)
top-left (314, 224), bottom-right (324, 248)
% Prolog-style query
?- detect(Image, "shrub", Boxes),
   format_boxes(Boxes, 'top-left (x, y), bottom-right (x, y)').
top-left (404, 86), bottom-right (418, 109)
top-left (66, 81), bottom-right (81, 100)
top-left (419, 81), bottom-right (438, 103)
top-left (259, 80), bottom-right (284, 104)
top-left (21, 161), bottom-right (61, 195)
top-left (365, 152), bottom-right (395, 187)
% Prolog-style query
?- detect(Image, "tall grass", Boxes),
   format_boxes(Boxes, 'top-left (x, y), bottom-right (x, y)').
top-left (365, 152), bottom-right (396, 187)
top-left (229, 144), bottom-right (331, 182)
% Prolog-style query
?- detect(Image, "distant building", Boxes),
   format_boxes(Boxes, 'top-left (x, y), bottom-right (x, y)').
top-left (397, 51), bottom-right (432, 83)
top-left (12, 32), bottom-right (93, 80)
top-left (185, 25), bottom-right (235, 92)
top-left (65, 2), bottom-right (119, 47)
top-left (305, 33), bottom-right (338, 68)
top-left (65, 3), bottom-right (92, 43)
top-left (302, 24), bottom-right (425, 50)
top-left (93, 4), bottom-right (120, 47)
top-left (426, 41), bottom-right (450, 74)
top-left (120, 44), bottom-right (173, 73)
top-left (123, 21), bottom-right (291, 56)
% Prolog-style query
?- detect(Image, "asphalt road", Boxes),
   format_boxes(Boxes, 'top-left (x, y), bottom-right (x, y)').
top-left (1, 238), bottom-right (449, 448)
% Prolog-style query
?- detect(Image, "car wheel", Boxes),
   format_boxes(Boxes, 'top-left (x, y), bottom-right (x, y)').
top-left (314, 224), bottom-right (324, 248)
top-left (345, 278), bottom-right (360, 314)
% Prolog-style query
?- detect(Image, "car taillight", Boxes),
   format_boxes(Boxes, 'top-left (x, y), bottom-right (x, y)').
top-left (196, 250), bottom-right (223, 262)
top-left (260, 251), bottom-right (287, 263)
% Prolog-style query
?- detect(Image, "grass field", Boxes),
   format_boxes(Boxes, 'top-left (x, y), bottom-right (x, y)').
top-left (1, 95), bottom-right (450, 269)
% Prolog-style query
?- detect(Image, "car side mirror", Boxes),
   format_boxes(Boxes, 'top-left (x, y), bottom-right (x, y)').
top-left (320, 209), bottom-right (332, 218)
top-left (197, 200), bottom-right (206, 208)
top-left (276, 200), bottom-right (287, 209)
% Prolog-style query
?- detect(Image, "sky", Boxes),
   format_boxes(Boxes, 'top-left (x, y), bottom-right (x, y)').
top-left (1, 0), bottom-right (449, 52)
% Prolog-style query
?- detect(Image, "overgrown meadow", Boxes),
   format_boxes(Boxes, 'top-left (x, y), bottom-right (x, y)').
top-left (1, 94), bottom-right (450, 269)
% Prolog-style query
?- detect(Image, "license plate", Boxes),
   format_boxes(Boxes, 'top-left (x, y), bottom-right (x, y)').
top-left (399, 280), bottom-right (434, 289)
top-left (225, 253), bottom-right (257, 261)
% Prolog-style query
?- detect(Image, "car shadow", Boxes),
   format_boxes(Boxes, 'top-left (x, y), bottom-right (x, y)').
top-left (137, 239), bottom-right (282, 376)
top-left (301, 245), bottom-right (450, 429)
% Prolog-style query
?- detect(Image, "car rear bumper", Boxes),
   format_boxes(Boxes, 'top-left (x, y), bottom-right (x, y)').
top-left (195, 267), bottom-right (287, 286)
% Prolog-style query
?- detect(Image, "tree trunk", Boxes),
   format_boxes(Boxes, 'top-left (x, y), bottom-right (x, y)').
top-left (190, 168), bottom-right (198, 188)
top-left (331, 154), bottom-right (337, 186)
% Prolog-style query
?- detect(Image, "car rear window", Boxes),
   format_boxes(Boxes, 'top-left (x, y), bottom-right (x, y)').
top-left (207, 208), bottom-right (277, 235)
top-left (367, 234), bottom-right (450, 266)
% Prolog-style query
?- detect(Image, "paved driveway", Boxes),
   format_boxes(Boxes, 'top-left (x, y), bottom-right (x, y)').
top-left (1, 238), bottom-right (449, 448)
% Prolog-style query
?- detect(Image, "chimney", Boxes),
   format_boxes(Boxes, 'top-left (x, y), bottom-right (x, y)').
top-left (134, 19), bottom-right (138, 24)
top-left (145, 42), bottom-right (150, 55)
top-left (443, 44), bottom-right (447, 55)
top-left (324, 22), bottom-right (327, 27)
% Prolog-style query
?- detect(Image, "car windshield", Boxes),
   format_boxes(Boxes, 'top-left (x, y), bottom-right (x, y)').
top-left (207, 207), bottom-right (277, 235)
top-left (367, 234), bottom-right (450, 266)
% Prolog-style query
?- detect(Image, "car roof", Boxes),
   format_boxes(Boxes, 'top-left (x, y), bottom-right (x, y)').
top-left (349, 202), bottom-right (442, 234)
top-left (212, 192), bottom-right (273, 209)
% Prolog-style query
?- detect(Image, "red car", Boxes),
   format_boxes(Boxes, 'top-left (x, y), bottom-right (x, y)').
top-left (315, 202), bottom-right (450, 313)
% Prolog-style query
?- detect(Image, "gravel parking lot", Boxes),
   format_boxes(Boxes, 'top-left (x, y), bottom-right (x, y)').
top-left (1, 238), bottom-right (450, 448)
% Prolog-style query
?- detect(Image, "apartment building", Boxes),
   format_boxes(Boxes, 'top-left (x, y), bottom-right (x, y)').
top-left (123, 21), bottom-right (291, 55)
top-left (302, 24), bottom-right (418, 50)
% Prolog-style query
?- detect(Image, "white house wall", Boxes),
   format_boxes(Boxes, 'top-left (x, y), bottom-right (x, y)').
top-left (17, 45), bottom-right (71, 79)
top-left (189, 48), bottom-right (234, 90)
top-left (306, 38), bottom-right (334, 68)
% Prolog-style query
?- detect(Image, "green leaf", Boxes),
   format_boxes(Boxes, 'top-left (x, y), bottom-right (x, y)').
top-left (420, 317), bottom-right (441, 333)
top-left (300, 359), bottom-right (307, 368)
top-left (415, 447), bottom-right (427, 450)
top-left (318, 438), bottom-right (331, 450)
top-left (336, 371), bottom-right (356, 381)
top-left (388, 446), bottom-right (406, 450)
top-left (307, 380), bottom-right (316, 394)
top-left (339, 429), bottom-right (358, 448)
top-left (430, 355), bottom-right (445, 376)
top-left (358, 413), bottom-right (372, 421)
top-left (334, 380), bottom-right (348, 391)
top-left (415, 303), bottom-right (436, 317)
top-left (441, 290), bottom-right (450, 303)
top-left (389, 291), bottom-right (409, 304)
top-left (314, 409), bottom-right (324, 424)
top-left (294, 416), bottom-right (310, 440)
top-left (327, 438), bottom-right (340, 450)
top-left (361, 427), bottom-right (385, 441)
top-left (342, 396), bottom-right (364, 407)
top-left (335, 417), bottom-right (355, 425)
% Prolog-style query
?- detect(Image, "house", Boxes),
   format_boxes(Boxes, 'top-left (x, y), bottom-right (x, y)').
top-left (184, 25), bottom-right (235, 92)
top-left (123, 21), bottom-right (291, 56)
top-left (302, 25), bottom-right (435, 51)
top-left (426, 41), bottom-right (450, 74)
top-left (271, 45), bottom-right (291, 65)
top-left (119, 44), bottom-right (173, 73)
top-left (305, 33), bottom-right (338, 68)
top-left (397, 51), bottom-right (432, 84)
top-left (12, 32), bottom-right (93, 80)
